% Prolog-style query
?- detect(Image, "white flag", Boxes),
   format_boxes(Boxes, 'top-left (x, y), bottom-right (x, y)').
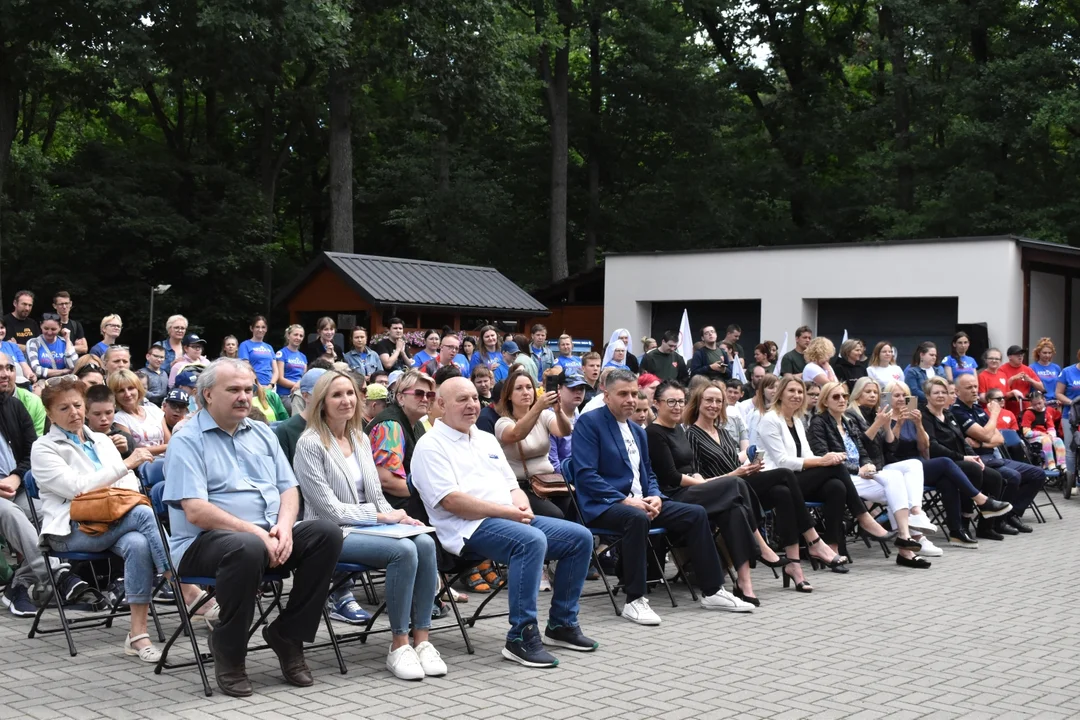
top-left (731, 354), bottom-right (747, 383)
top-left (842, 329), bottom-right (848, 345)
top-left (777, 332), bottom-right (789, 364)
top-left (677, 309), bottom-right (693, 361)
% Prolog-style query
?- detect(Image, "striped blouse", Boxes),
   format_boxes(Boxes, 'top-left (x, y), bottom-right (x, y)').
top-left (293, 427), bottom-right (394, 526)
top-left (686, 423), bottom-right (741, 479)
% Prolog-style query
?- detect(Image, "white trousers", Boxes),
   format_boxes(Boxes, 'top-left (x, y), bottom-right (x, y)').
top-left (850, 458), bottom-right (925, 527)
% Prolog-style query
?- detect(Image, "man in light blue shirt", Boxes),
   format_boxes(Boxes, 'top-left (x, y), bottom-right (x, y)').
top-left (163, 358), bottom-right (341, 697)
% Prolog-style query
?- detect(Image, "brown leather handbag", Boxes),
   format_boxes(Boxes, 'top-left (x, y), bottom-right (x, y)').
top-left (70, 486), bottom-right (151, 536)
top-left (518, 441), bottom-right (569, 499)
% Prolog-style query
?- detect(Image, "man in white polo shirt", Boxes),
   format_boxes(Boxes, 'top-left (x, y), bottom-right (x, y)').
top-left (411, 377), bottom-right (597, 669)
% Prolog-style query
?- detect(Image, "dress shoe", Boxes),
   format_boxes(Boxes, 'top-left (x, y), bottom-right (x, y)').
top-left (896, 554), bottom-right (932, 569)
top-left (975, 523), bottom-right (1004, 541)
top-left (208, 632), bottom-right (252, 697)
top-left (1005, 514), bottom-right (1033, 534)
top-left (262, 621), bottom-right (314, 687)
top-left (994, 519), bottom-right (1019, 536)
top-left (947, 528), bottom-right (979, 549)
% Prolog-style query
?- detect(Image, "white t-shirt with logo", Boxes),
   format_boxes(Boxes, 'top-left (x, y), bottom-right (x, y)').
top-left (618, 420), bottom-right (642, 498)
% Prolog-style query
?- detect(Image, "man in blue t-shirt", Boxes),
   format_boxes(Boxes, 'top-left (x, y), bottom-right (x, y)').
top-left (553, 334), bottom-right (581, 373)
top-left (951, 374), bottom-right (1044, 537)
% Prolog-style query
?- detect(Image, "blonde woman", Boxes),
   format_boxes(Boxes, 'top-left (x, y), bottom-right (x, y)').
top-left (158, 315), bottom-right (188, 369)
top-left (89, 314), bottom-right (123, 358)
top-left (110, 369), bottom-right (169, 456)
top-left (737, 373), bottom-right (779, 447)
top-left (801, 337), bottom-right (837, 388)
top-left (275, 324), bottom-right (307, 410)
top-left (293, 370), bottom-right (443, 680)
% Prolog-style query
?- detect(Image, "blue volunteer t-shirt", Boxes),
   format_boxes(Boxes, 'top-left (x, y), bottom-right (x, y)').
top-left (239, 340), bottom-right (276, 385)
top-left (1034, 362), bottom-right (1062, 396)
top-left (37, 338), bottom-right (67, 370)
top-left (1057, 365), bottom-right (1080, 419)
top-left (275, 347), bottom-right (307, 384)
top-left (0, 341), bottom-right (25, 364)
top-left (469, 352), bottom-right (509, 382)
top-left (412, 350), bottom-right (436, 369)
top-left (89, 341), bottom-right (110, 358)
top-left (555, 355), bottom-right (581, 373)
top-left (941, 354), bottom-right (977, 378)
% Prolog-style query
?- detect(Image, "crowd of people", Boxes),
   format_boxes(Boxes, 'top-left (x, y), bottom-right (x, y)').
top-left (0, 288), bottom-right (1069, 695)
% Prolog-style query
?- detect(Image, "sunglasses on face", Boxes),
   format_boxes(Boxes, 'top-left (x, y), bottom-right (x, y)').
top-left (404, 389), bottom-right (437, 401)
top-left (42, 313), bottom-right (60, 321)
top-left (829, 393), bottom-right (848, 401)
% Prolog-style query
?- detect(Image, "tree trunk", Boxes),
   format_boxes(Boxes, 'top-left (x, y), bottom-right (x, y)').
top-left (328, 65), bottom-right (354, 254)
top-left (0, 73), bottom-right (19, 305)
top-left (540, 2), bottom-right (572, 284)
top-left (584, 3), bottom-right (601, 270)
top-left (881, 4), bottom-right (913, 212)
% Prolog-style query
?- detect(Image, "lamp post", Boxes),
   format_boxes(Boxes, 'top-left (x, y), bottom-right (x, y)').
top-left (148, 284), bottom-right (172, 348)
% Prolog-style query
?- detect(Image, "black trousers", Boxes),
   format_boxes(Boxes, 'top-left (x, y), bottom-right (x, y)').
top-left (794, 466), bottom-right (867, 548)
top-left (670, 477), bottom-right (758, 568)
top-left (743, 468), bottom-right (815, 547)
top-left (522, 487), bottom-right (574, 521)
top-left (589, 500), bottom-right (723, 603)
top-left (177, 519), bottom-right (342, 665)
top-left (982, 457), bottom-right (1045, 515)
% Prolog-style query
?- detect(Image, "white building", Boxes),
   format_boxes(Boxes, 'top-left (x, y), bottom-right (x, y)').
top-left (603, 235), bottom-right (1080, 365)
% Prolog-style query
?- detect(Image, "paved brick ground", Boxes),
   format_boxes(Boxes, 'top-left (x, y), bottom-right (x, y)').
top-left (1, 497), bottom-right (1078, 720)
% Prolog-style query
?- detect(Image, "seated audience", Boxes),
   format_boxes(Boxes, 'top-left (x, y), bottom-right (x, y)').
top-left (639, 330), bottom-right (689, 384)
top-left (163, 358), bottom-right (342, 696)
top-left (810, 381), bottom-right (932, 567)
top-left (985, 388), bottom-right (1020, 431)
top-left (167, 334), bottom-right (210, 387)
top-left (721, 381), bottom-right (750, 457)
top-left (802, 383), bottom-right (822, 428)
top-left (1021, 390), bottom-right (1066, 473)
top-left (738, 373), bottom-right (778, 447)
top-left (779, 326), bottom-right (812, 379)
top-left (111, 369), bottom-right (169, 456)
top-left (904, 342), bottom-right (943, 404)
top-left (304, 317), bottom-right (344, 365)
top-left (250, 380), bottom-right (288, 423)
top-left (162, 389), bottom-right (190, 433)
top-left (173, 370), bottom-right (200, 412)
top-left (411, 377), bottom-right (597, 667)
top-left (553, 334), bottom-right (580, 373)
top-left (833, 339), bottom-right (867, 391)
top-left (549, 373), bottom-right (585, 475)
top-left (573, 369), bottom-right (753, 623)
top-left (648, 381), bottom-right (779, 605)
top-left (103, 345), bottom-right (132, 375)
top-left (1001, 345), bottom-right (1042, 417)
top-left (220, 335), bottom-right (239, 360)
top-left (369, 370), bottom-right (432, 509)
top-left (632, 391), bottom-right (652, 428)
top-left (75, 362), bottom-right (106, 388)
top-left (138, 344), bottom-right (169, 406)
top-left (27, 314), bottom-right (78, 379)
top-left (471, 365), bottom-right (495, 408)
top-left (274, 325), bottom-right (308, 409)
top-left (275, 369), bottom-right (326, 463)
top-left (952, 374), bottom-right (1043, 534)
top-left (86, 385), bottom-right (135, 460)
top-left (801, 337), bottom-right (836, 388)
top-left (690, 325), bottom-right (732, 382)
top-left (344, 327), bottom-right (382, 378)
top-left (89, 314), bottom-right (123, 358)
top-left (758, 375), bottom-right (894, 561)
top-left (865, 341), bottom-right (904, 390)
top-left (293, 370), bottom-right (444, 680)
top-left (31, 376), bottom-right (164, 661)
top-left (740, 364), bottom-right (765, 401)
top-left (362, 383), bottom-right (389, 431)
top-left (942, 331), bottom-right (977, 381)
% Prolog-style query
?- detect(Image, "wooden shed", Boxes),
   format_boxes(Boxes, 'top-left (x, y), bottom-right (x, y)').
top-left (524, 265), bottom-right (605, 345)
top-left (274, 251), bottom-right (549, 335)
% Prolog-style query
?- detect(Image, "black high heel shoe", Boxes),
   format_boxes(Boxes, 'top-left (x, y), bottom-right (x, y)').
top-left (733, 585), bottom-right (761, 607)
top-left (806, 537), bottom-right (847, 571)
top-left (782, 565), bottom-right (812, 593)
top-left (758, 555), bottom-right (792, 569)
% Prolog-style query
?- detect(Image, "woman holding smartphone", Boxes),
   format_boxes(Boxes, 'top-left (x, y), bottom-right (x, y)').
top-left (646, 380), bottom-right (777, 605)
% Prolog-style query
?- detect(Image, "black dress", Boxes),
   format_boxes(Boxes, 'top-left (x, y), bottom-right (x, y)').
top-left (645, 423), bottom-right (758, 568)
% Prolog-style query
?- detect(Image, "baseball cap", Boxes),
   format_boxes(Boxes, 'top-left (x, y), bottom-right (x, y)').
top-left (387, 370), bottom-right (404, 388)
top-left (501, 340), bottom-right (519, 354)
top-left (164, 389), bottom-right (190, 406)
top-left (182, 333), bottom-right (207, 347)
top-left (299, 368), bottom-right (327, 395)
top-left (1006, 345), bottom-right (1026, 357)
top-left (365, 383), bottom-right (388, 401)
top-left (564, 372), bottom-right (587, 389)
top-left (174, 370), bottom-right (199, 388)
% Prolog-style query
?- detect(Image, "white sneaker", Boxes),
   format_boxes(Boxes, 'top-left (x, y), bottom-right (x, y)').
top-left (908, 513), bottom-right (938, 533)
top-left (539, 569), bottom-right (551, 592)
top-left (386, 644), bottom-right (425, 680)
top-left (919, 537), bottom-right (944, 557)
top-left (622, 597), bottom-right (661, 625)
top-left (414, 641), bottom-right (447, 677)
top-left (700, 587), bottom-right (754, 613)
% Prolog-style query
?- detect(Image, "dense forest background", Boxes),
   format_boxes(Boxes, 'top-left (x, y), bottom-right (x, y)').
top-left (2, 0), bottom-right (1078, 346)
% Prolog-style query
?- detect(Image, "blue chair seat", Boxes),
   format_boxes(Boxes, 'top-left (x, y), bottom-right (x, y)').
top-left (335, 562), bottom-right (375, 574)
top-left (52, 551), bottom-right (112, 562)
top-left (178, 572), bottom-right (287, 587)
top-left (587, 526), bottom-right (668, 537)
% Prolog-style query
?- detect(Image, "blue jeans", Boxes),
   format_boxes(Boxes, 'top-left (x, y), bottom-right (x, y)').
top-left (462, 516), bottom-right (592, 640)
top-left (338, 532), bottom-right (438, 635)
top-left (48, 505), bottom-right (168, 604)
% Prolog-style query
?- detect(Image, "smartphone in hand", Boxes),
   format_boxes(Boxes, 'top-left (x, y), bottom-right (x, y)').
top-left (544, 375), bottom-right (561, 393)
top-left (747, 444), bottom-right (757, 463)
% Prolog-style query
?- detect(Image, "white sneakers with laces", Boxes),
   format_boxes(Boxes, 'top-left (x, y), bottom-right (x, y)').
top-left (386, 644), bottom-right (425, 680)
top-left (622, 597), bottom-right (662, 625)
top-left (414, 641), bottom-right (447, 677)
top-left (908, 513), bottom-right (938, 533)
top-left (700, 587), bottom-right (754, 612)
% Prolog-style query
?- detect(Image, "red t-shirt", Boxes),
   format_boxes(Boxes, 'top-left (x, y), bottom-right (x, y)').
top-left (1021, 406), bottom-right (1061, 435)
top-left (978, 369), bottom-right (1009, 398)
top-left (1002, 363), bottom-right (1039, 397)
top-left (994, 408), bottom-right (1019, 431)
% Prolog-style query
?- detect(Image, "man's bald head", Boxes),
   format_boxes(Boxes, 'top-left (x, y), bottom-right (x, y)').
top-left (437, 376), bottom-right (480, 433)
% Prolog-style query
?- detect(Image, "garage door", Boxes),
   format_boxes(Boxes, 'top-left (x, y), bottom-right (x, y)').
top-left (816, 297), bottom-right (958, 364)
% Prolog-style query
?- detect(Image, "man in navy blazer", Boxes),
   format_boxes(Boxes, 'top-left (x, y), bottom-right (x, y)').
top-left (571, 369), bottom-right (752, 624)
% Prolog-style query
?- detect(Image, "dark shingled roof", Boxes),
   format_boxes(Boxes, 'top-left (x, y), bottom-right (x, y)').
top-left (275, 252), bottom-right (548, 315)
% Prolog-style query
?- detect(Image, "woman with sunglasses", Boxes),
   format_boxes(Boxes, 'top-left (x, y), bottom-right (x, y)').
top-left (27, 314), bottom-right (78, 380)
top-left (88, 314), bottom-right (123, 359)
top-left (809, 381), bottom-right (929, 567)
top-left (758, 375), bottom-right (896, 568)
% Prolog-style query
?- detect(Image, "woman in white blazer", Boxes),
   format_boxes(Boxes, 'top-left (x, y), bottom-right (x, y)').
top-left (758, 375), bottom-right (896, 568)
top-left (31, 376), bottom-right (167, 662)
top-left (292, 370), bottom-right (443, 682)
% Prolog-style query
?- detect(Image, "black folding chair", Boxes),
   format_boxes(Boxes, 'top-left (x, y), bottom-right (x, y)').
top-left (1001, 429), bottom-right (1062, 521)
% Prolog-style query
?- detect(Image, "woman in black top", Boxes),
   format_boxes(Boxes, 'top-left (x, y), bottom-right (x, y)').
top-left (645, 381), bottom-right (769, 604)
top-left (685, 380), bottom-right (845, 593)
top-left (833, 339), bottom-right (868, 392)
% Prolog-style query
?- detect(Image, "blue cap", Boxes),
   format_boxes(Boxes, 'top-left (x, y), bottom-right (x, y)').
top-left (501, 341), bottom-right (519, 354)
top-left (174, 370), bottom-right (199, 388)
top-left (299, 368), bottom-right (327, 395)
top-left (564, 372), bottom-right (587, 388)
top-left (165, 389), bottom-right (190, 406)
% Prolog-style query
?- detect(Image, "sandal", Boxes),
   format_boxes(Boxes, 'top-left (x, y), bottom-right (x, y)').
top-left (124, 633), bottom-right (162, 663)
top-left (807, 537), bottom-right (847, 569)
top-left (186, 590), bottom-right (221, 629)
top-left (449, 586), bottom-right (469, 603)
top-left (463, 569), bottom-right (492, 593)
top-left (477, 560), bottom-right (505, 589)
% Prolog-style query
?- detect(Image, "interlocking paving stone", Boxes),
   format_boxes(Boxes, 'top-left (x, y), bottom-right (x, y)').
top-left (2, 499), bottom-right (1080, 719)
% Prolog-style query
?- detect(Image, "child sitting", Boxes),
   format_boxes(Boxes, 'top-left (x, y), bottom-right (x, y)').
top-left (1020, 390), bottom-right (1066, 474)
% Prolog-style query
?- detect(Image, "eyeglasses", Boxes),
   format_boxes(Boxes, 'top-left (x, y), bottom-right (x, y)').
top-left (662, 398), bottom-right (686, 407)
top-left (405, 389), bottom-right (437, 401)
top-left (829, 393), bottom-right (848, 401)
top-left (105, 324), bottom-right (122, 330)
top-left (44, 374), bottom-right (78, 386)
top-left (987, 396), bottom-right (1004, 402)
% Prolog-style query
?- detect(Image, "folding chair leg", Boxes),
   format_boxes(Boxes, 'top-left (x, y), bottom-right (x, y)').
top-left (321, 605), bottom-right (348, 674)
top-left (653, 544), bottom-right (680, 608)
top-left (29, 559), bottom-right (78, 656)
top-left (441, 573), bottom-right (474, 654)
top-left (590, 546), bottom-right (621, 615)
top-left (155, 577), bottom-right (214, 697)
top-left (1042, 488), bottom-right (1063, 520)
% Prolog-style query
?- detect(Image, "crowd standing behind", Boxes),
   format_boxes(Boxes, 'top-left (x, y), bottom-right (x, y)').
top-left (0, 288), bottom-right (1072, 693)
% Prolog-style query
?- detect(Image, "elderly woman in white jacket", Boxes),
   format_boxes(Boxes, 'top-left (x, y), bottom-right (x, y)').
top-left (758, 375), bottom-right (896, 565)
top-left (30, 376), bottom-right (167, 662)
top-left (292, 370), bottom-right (443, 682)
